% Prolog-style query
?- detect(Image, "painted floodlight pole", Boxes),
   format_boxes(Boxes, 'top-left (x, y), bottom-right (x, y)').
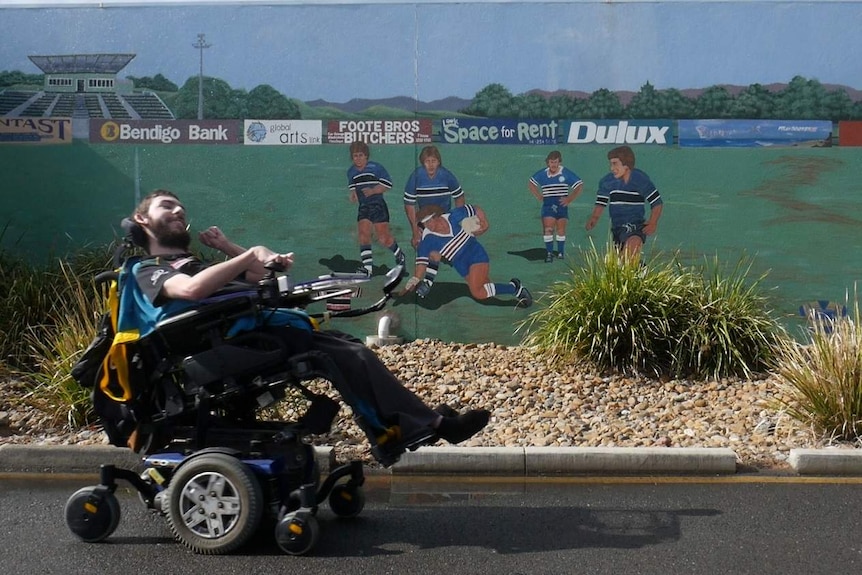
top-left (192, 33), bottom-right (212, 120)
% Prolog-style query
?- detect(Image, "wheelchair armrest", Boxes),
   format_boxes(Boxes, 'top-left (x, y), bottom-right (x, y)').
top-left (155, 294), bottom-right (257, 348)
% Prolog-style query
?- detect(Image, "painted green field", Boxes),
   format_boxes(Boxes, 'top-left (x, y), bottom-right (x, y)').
top-left (2, 142), bottom-right (860, 344)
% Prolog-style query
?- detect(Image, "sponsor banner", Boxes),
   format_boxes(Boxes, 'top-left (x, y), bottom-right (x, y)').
top-left (838, 121), bottom-right (862, 146)
top-left (441, 118), bottom-right (559, 145)
top-left (90, 120), bottom-right (240, 144)
top-left (244, 119), bottom-right (322, 145)
top-left (564, 120), bottom-right (673, 145)
top-left (326, 119), bottom-right (432, 145)
top-left (679, 119), bottom-right (833, 148)
top-left (0, 117), bottom-right (72, 144)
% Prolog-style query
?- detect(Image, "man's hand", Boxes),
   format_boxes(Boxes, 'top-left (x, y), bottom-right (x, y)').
top-left (405, 276), bottom-right (422, 291)
top-left (416, 279), bottom-right (432, 298)
top-left (404, 276), bottom-right (432, 298)
top-left (199, 226), bottom-right (230, 251)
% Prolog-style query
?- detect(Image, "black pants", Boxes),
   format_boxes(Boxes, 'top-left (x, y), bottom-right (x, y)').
top-left (264, 326), bottom-right (439, 441)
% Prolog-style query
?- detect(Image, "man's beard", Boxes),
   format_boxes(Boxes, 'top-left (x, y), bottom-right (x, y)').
top-left (151, 219), bottom-right (191, 250)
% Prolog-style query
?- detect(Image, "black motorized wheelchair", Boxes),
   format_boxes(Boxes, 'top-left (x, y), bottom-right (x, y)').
top-left (64, 220), bottom-right (426, 556)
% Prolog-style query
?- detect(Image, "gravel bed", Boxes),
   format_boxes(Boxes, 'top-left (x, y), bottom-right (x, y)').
top-left (0, 340), bottom-right (844, 471)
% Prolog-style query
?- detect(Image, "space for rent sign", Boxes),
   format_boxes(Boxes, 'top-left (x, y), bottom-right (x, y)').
top-left (440, 118), bottom-right (560, 145)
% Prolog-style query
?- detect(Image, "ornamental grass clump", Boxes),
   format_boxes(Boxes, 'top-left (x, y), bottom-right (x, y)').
top-left (773, 299), bottom-right (862, 441)
top-left (22, 260), bottom-right (106, 427)
top-left (3, 245), bottom-right (113, 427)
top-left (520, 242), bottom-right (783, 379)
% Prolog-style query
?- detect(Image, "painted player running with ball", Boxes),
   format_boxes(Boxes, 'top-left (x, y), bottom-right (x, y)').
top-left (403, 203), bottom-right (532, 308)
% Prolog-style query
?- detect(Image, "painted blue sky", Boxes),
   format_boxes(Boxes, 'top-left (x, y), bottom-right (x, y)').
top-left (1, 0), bottom-right (860, 102)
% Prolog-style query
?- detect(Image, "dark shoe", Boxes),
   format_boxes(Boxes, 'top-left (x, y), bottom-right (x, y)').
top-left (436, 409), bottom-right (490, 444)
top-left (369, 425), bottom-right (438, 467)
top-left (544, 252), bottom-right (554, 263)
top-left (356, 266), bottom-right (371, 277)
top-left (557, 252), bottom-right (564, 259)
top-left (510, 278), bottom-right (533, 308)
top-left (434, 403), bottom-right (459, 418)
top-left (395, 250), bottom-right (406, 267)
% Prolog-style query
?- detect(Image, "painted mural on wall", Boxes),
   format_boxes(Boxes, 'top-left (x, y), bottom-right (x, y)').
top-left (2, 0), bottom-right (862, 344)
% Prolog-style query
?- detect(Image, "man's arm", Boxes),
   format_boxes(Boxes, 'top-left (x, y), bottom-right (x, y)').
top-left (162, 246), bottom-right (291, 301)
top-left (198, 226), bottom-right (292, 282)
top-left (585, 205), bottom-right (605, 231)
top-left (528, 180), bottom-right (543, 202)
top-left (644, 203), bottom-right (663, 236)
top-left (561, 181), bottom-right (584, 207)
top-left (404, 203), bottom-right (420, 247)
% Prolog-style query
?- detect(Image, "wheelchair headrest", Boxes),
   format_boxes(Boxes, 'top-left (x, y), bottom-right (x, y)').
top-left (121, 217), bottom-right (149, 250)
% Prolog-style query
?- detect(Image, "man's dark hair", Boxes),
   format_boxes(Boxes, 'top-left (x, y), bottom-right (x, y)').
top-left (608, 146), bottom-right (635, 169)
top-left (349, 141), bottom-right (370, 157)
top-left (133, 189), bottom-right (180, 218)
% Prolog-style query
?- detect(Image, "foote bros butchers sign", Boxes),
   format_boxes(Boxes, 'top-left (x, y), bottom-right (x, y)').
top-left (326, 119), bottom-right (433, 144)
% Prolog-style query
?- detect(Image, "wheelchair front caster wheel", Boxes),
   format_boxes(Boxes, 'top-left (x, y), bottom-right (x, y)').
top-left (328, 483), bottom-right (365, 518)
top-left (275, 512), bottom-right (320, 555)
top-left (65, 486), bottom-right (122, 543)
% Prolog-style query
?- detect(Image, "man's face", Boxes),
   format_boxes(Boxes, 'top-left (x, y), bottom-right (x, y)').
top-left (352, 151), bottom-right (368, 170)
top-left (547, 157), bottom-right (561, 172)
top-left (609, 158), bottom-right (630, 180)
top-left (422, 155), bottom-right (440, 177)
top-left (144, 195), bottom-right (190, 249)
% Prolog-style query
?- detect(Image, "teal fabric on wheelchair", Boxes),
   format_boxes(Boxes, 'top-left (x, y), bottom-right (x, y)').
top-left (118, 258), bottom-right (195, 339)
top-left (227, 308), bottom-right (314, 337)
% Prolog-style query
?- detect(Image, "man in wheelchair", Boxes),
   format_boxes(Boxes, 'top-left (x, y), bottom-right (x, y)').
top-left (128, 189), bottom-right (490, 465)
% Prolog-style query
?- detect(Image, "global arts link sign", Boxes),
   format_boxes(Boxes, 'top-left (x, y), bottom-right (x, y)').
top-left (244, 120), bottom-right (322, 146)
top-left (564, 120), bottom-right (674, 145)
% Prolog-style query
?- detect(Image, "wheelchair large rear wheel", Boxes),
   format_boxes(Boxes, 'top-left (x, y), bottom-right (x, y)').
top-left (164, 453), bottom-right (263, 555)
top-left (65, 486), bottom-right (122, 543)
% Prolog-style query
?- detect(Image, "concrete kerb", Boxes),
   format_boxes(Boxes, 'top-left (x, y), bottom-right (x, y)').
top-left (788, 448), bottom-right (862, 476)
top-left (1, 444), bottom-right (860, 476)
top-left (390, 446), bottom-right (739, 475)
top-left (0, 444), bottom-right (337, 475)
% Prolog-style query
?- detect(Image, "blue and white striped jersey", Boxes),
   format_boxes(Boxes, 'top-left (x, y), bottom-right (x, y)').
top-left (403, 166), bottom-right (463, 211)
top-left (595, 168), bottom-right (662, 227)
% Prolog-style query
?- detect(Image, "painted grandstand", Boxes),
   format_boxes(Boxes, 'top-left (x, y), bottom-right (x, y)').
top-left (0, 53), bottom-right (174, 119)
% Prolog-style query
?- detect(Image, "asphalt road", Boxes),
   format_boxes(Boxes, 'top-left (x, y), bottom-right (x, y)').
top-left (2, 474), bottom-right (861, 575)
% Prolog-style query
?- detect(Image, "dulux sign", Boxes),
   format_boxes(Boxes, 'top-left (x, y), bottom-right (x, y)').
top-left (564, 120), bottom-right (673, 145)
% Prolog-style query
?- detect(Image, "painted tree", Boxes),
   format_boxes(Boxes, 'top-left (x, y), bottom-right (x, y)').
top-left (246, 84), bottom-right (300, 119)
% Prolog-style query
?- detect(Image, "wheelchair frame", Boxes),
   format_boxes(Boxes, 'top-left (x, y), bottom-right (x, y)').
top-left (65, 255), bottom-right (411, 556)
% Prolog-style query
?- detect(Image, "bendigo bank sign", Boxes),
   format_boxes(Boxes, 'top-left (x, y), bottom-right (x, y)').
top-left (90, 120), bottom-right (240, 144)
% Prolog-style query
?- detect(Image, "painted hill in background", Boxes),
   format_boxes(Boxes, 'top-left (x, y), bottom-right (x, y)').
top-left (305, 95), bottom-right (472, 114)
top-left (305, 83), bottom-right (862, 114)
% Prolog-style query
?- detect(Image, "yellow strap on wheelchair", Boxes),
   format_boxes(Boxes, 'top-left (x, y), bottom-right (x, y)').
top-left (99, 329), bottom-right (141, 402)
